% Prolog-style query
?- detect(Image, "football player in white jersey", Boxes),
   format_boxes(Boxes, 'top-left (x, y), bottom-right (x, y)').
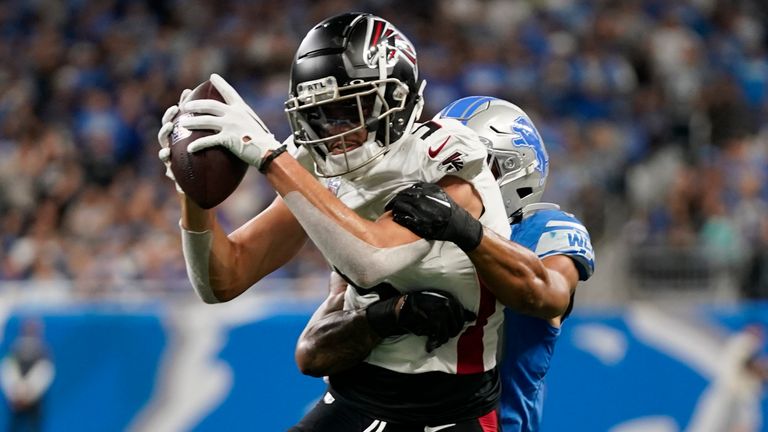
top-left (158, 13), bottom-right (509, 432)
top-left (387, 97), bottom-right (596, 432)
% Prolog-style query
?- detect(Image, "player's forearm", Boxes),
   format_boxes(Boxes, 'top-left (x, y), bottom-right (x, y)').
top-left (296, 308), bottom-right (381, 377)
top-left (265, 153), bottom-right (389, 246)
top-left (468, 229), bottom-right (569, 319)
top-left (180, 193), bottom-right (213, 231)
top-left (263, 153), bottom-right (429, 287)
top-left (179, 196), bottom-right (254, 302)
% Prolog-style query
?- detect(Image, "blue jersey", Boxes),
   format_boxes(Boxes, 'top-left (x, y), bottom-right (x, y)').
top-left (500, 203), bottom-right (594, 432)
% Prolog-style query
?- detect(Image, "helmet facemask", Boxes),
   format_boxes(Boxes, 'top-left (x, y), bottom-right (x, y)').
top-left (285, 73), bottom-right (411, 177)
top-left (490, 146), bottom-right (546, 222)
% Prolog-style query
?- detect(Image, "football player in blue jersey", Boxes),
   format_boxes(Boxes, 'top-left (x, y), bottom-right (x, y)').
top-left (386, 96), bottom-right (596, 432)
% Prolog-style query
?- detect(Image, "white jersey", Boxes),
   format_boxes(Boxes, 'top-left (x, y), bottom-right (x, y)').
top-left (289, 118), bottom-right (510, 375)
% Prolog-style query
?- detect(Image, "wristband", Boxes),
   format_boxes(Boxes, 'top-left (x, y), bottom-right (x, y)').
top-left (258, 145), bottom-right (288, 173)
top-left (456, 219), bottom-right (483, 252)
top-left (444, 209), bottom-right (484, 252)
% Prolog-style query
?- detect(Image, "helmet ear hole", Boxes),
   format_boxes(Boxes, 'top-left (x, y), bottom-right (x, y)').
top-left (517, 187), bottom-right (533, 198)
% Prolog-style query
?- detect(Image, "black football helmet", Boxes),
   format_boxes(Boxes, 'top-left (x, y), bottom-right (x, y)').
top-left (285, 12), bottom-right (425, 177)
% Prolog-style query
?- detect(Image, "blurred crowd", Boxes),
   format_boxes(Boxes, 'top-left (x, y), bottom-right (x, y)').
top-left (0, 0), bottom-right (766, 299)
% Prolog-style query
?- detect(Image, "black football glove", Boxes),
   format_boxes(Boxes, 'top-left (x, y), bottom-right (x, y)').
top-left (366, 290), bottom-right (477, 352)
top-left (385, 182), bottom-right (484, 252)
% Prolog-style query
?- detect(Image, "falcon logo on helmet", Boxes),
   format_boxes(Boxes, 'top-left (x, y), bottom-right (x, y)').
top-left (364, 19), bottom-right (417, 70)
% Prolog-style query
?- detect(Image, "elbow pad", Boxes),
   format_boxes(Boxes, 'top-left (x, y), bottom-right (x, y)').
top-left (283, 192), bottom-right (431, 287)
top-left (179, 222), bottom-right (220, 303)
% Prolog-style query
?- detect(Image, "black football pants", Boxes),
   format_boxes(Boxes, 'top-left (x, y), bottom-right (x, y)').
top-left (288, 391), bottom-right (499, 432)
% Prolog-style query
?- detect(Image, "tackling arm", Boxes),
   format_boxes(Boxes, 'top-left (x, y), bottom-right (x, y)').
top-left (468, 229), bottom-right (578, 321)
top-left (295, 272), bottom-right (477, 377)
top-left (295, 273), bottom-right (381, 377)
top-left (388, 182), bottom-right (579, 321)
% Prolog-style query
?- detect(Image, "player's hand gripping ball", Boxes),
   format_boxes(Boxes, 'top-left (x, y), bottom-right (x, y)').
top-left (168, 80), bottom-right (248, 209)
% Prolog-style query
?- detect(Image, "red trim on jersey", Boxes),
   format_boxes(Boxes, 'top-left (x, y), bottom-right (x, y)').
top-left (457, 282), bottom-right (496, 374)
top-left (478, 409), bottom-right (499, 432)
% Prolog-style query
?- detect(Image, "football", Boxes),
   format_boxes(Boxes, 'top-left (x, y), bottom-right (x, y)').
top-left (169, 80), bottom-right (248, 209)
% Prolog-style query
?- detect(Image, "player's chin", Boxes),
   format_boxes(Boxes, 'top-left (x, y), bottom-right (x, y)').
top-left (329, 142), bottom-right (362, 155)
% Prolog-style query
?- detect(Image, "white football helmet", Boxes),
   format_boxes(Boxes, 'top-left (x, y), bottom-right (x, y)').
top-left (437, 97), bottom-right (549, 221)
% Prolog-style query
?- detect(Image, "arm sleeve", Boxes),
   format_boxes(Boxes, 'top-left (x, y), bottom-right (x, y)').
top-left (283, 192), bottom-right (431, 288)
top-left (179, 222), bottom-right (220, 304)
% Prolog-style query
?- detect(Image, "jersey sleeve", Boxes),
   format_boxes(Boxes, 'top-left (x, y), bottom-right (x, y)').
top-left (411, 118), bottom-right (487, 184)
top-left (513, 210), bottom-right (595, 281)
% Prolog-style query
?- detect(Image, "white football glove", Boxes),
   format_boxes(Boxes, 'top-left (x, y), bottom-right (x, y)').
top-left (158, 88), bottom-right (192, 193)
top-left (179, 73), bottom-right (281, 168)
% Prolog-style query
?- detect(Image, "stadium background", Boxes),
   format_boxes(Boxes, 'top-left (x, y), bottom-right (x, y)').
top-left (0, 0), bottom-right (766, 430)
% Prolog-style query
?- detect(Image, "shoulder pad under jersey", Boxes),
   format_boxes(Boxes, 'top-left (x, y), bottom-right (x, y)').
top-left (409, 118), bottom-right (488, 183)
